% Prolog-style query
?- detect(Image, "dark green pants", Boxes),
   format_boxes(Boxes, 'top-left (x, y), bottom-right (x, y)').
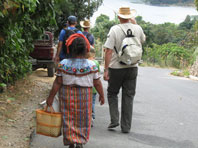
top-left (107, 67), bottom-right (138, 132)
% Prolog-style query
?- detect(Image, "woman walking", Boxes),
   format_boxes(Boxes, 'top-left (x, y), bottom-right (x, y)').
top-left (46, 33), bottom-right (105, 148)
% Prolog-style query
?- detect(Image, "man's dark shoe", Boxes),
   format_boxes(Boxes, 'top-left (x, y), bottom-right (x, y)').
top-left (121, 129), bottom-right (130, 133)
top-left (108, 123), bottom-right (119, 128)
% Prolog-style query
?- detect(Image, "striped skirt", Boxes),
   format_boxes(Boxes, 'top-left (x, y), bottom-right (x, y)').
top-left (59, 85), bottom-right (92, 145)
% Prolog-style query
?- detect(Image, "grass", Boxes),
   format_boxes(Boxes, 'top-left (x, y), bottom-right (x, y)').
top-left (171, 69), bottom-right (190, 77)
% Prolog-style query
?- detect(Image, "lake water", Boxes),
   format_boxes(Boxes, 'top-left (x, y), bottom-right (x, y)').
top-left (91, 0), bottom-right (198, 25)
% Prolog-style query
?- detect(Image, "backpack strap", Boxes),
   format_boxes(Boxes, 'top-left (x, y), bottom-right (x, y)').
top-left (65, 28), bottom-right (76, 34)
top-left (118, 24), bottom-right (127, 36)
top-left (86, 32), bottom-right (91, 39)
top-left (63, 29), bottom-right (74, 39)
top-left (73, 28), bottom-right (79, 33)
top-left (64, 28), bottom-right (78, 35)
top-left (118, 24), bottom-right (134, 37)
top-left (86, 32), bottom-right (92, 44)
top-left (114, 46), bottom-right (118, 54)
top-left (61, 29), bottom-right (76, 55)
top-left (114, 25), bottom-right (133, 55)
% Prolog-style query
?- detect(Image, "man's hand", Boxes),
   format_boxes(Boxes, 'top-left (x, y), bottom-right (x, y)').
top-left (104, 48), bottom-right (112, 81)
top-left (99, 95), bottom-right (105, 105)
top-left (54, 41), bottom-right (63, 63)
top-left (103, 70), bottom-right (109, 81)
top-left (53, 55), bottom-right (60, 64)
top-left (130, 18), bottom-right (137, 24)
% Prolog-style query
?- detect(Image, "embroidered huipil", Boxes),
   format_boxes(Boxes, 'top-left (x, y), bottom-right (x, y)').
top-left (56, 59), bottom-right (100, 87)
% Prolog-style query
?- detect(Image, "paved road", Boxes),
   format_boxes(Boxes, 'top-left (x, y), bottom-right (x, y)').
top-left (30, 67), bottom-right (198, 148)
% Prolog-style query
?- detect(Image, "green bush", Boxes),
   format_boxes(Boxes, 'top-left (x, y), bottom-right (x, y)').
top-left (0, 0), bottom-right (55, 84)
top-left (0, 0), bottom-right (103, 85)
top-left (144, 43), bottom-right (192, 68)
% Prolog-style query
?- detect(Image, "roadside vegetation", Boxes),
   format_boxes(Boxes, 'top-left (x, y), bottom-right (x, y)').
top-left (143, 0), bottom-right (194, 6)
top-left (0, 0), bottom-right (198, 146)
top-left (1, 0), bottom-right (198, 90)
top-left (0, 0), bottom-right (102, 90)
top-left (91, 13), bottom-right (198, 77)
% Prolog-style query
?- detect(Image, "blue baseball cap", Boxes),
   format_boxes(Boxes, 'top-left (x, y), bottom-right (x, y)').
top-left (68, 15), bottom-right (77, 23)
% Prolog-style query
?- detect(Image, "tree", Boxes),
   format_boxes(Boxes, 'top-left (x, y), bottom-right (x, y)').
top-left (179, 15), bottom-right (196, 30)
top-left (195, 0), bottom-right (198, 10)
top-left (0, 0), bottom-right (103, 85)
top-left (91, 14), bottom-right (118, 43)
top-left (0, 0), bottom-right (56, 84)
top-left (54, 0), bottom-right (103, 37)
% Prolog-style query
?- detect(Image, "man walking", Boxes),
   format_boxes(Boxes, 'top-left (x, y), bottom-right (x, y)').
top-left (103, 6), bottom-right (146, 133)
top-left (54, 15), bottom-right (82, 63)
top-left (80, 19), bottom-right (95, 47)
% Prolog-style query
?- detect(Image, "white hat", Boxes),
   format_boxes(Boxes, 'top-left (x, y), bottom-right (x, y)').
top-left (80, 20), bottom-right (91, 28)
top-left (117, 6), bottom-right (137, 19)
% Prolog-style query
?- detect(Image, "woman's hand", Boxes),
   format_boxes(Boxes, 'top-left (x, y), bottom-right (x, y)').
top-left (46, 96), bottom-right (54, 106)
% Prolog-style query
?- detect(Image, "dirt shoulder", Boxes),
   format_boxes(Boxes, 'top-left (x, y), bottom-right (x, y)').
top-left (0, 69), bottom-right (55, 148)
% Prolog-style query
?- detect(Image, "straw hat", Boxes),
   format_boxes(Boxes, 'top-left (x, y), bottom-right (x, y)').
top-left (117, 6), bottom-right (137, 19)
top-left (80, 20), bottom-right (91, 28)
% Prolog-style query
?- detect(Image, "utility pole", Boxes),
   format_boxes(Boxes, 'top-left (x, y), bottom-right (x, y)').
top-left (88, 0), bottom-right (90, 19)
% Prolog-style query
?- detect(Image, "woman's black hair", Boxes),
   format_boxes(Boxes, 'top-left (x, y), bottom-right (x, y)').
top-left (68, 37), bottom-right (87, 58)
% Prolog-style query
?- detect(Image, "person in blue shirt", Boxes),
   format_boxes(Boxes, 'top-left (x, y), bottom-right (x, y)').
top-left (54, 15), bottom-right (82, 63)
top-left (80, 20), bottom-right (95, 47)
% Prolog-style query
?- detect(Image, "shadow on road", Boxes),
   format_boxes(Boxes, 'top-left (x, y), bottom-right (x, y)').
top-left (129, 132), bottom-right (196, 148)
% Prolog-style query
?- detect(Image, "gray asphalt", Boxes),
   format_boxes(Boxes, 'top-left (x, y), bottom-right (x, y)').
top-left (30, 67), bottom-right (198, 148)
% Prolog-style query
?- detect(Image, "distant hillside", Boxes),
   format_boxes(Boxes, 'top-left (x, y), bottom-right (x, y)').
top-left (144, 0), bottom-right (194, 6)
